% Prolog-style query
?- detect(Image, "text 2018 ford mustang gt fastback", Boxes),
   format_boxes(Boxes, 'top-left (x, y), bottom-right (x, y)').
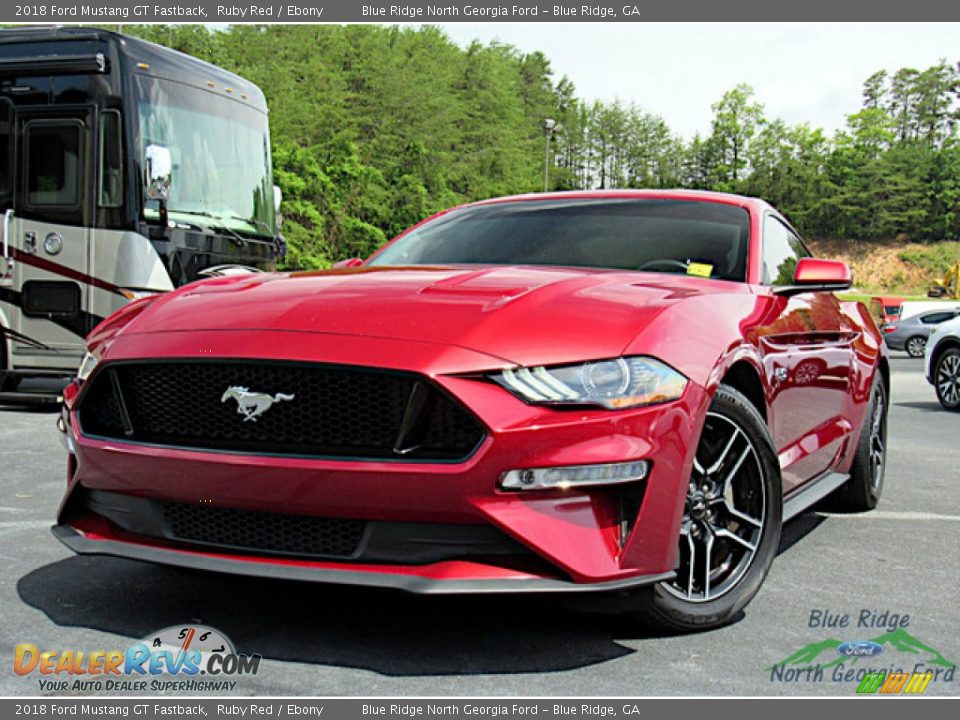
top-left (55, 190), bottom-right (888, 630)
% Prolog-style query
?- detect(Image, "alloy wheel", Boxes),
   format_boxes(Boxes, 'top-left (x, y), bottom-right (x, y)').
top-left (906, 337), bottom-right (926, 358)
top-left (868, 386), bottom-right (886, 490)
top-left (663, 412), bottom-right (766, 603)
top-left (937, 352), bottom-right (960, 407)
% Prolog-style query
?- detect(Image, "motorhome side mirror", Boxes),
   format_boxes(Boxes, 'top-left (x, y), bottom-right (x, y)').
top-left (774, 258), bottom-right (852, 297)
top-left (144, 145), bottom-right (172, 200)
top-left (273, 185), bottom-right (283, 215)
top-left (332, 258), bottom-right (364, 269)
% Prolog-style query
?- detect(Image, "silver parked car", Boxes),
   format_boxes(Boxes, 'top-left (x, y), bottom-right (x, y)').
top-left (884, 308), bottom-right (960, 357)
top-left (925, 315), bottom-right (960, 410)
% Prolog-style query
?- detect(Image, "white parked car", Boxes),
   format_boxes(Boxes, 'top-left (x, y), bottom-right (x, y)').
top-left (925, 315), bottom-right (960, 410)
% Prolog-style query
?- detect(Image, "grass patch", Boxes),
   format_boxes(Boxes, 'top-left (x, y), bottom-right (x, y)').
top-left (838, 292), bottom-right (940, 304)
top-left (898, 242), bottom-right (960, 274)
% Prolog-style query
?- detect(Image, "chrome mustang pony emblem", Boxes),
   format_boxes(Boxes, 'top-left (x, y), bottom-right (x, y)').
top-left (221, 386), bottom-right (295, 422)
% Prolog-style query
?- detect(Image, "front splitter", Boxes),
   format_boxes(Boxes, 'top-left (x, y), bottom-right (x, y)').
top-left (52, 524), bottom-right (675, 595)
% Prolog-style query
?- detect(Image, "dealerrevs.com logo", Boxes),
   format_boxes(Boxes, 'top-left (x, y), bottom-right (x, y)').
top-left (766, 610), bottom-right (957, 695)
top-left (13, 625), bottom-right (261, 693)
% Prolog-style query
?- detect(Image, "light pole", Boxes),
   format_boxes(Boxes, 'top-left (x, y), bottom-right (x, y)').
top-left (542, 118), bottom-right (558, 192)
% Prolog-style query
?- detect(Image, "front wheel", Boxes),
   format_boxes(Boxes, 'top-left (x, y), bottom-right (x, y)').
top-left (905, 336), bottom-right (926, 358)
top-left (0, 341), bottom-right (19, 392)
top-left (935, 348), bottom-right (960, 411)
top-left (643, 385), bottom-right (782, 632)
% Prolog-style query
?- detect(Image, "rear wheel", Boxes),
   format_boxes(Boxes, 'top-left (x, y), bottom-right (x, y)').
top-left (935, 348), bottom-right (960, 411)
top-left (905, 336), bottom-right (926, 358)
top-left (641, 385), bottom-right (782, 632)
top-left (834, 376), bottom-right (887, 511)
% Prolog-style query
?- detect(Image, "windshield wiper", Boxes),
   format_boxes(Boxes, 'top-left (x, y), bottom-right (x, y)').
top-left (175, 211), bottom-right (247, 247)
top-left (226, 214), bottom-right (285, 257)
top-left (226, 215), bottom-right (273, 236)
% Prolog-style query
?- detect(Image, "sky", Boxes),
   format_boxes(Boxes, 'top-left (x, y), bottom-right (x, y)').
top-left (433, 22), bottom-right (960, 139)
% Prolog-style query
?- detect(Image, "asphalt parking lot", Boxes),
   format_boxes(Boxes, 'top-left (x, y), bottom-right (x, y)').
top-left (1, 355), bottom-right (957, 697)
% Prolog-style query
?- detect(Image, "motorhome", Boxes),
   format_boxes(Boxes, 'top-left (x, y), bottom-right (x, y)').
top-left (0, 27), bottom-right (283, 401)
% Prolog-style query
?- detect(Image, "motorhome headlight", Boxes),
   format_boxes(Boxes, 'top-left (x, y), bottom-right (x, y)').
top-left (120, 289), bottom-right (158, 301)
top-left (491, 356), bottom-right (688, 409)
top-left (77, 351), bottom-right (99, 383)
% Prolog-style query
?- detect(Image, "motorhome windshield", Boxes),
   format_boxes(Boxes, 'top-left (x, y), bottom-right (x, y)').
top-left (135, 76), bottom-right (274, 237)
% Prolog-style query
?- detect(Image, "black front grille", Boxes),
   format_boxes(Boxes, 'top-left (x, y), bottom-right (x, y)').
top-left (78, 360), bottom-right (484, 461)
top-left (159, 501), bottom-right (366, 558)
top-left (77, 489), bottom-right (547, 567)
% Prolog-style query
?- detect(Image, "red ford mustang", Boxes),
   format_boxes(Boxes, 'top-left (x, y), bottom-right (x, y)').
top-left (55, 190), bottom-right (888, 630)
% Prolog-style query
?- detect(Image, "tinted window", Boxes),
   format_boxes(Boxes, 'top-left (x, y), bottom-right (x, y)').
top-left (0, 100), bottom-right (11, 197)
top-left (921, 312), bottom-right (953, 325)
top-left (99, 110), bottom-right (122, 208)
top-left (370, 199), bottom-right (751, 281)
top-left (26, 122), bottom-right (81, 207)
top-left (762, 216), bottom-right (809, 285)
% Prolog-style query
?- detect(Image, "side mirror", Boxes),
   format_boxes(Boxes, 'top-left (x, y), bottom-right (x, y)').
top-left (273, 185), bottom-right (283, 216)
top-left (332, 258), bottom-right (364, 269)
top-left (144, 145), bottom-right (172, 200)
top-left (774, 258), bottom-right (852, 297)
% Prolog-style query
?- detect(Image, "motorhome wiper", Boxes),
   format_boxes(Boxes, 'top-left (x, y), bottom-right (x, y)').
top-left (179, 211), bottom-right (247, 247)
top-left (225, 215), bottom-right (285, 258)
top-left (226, 215), bottom-right (273, 236)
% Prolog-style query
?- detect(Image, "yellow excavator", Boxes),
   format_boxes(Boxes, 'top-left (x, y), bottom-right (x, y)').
top-left (929, 260), bottom-right (960, 299)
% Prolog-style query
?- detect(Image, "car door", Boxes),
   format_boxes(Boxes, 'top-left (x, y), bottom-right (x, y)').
top-left (754, 215), bottom-right (857, 493)
top-left (10, 109), bottom-right (93, 363)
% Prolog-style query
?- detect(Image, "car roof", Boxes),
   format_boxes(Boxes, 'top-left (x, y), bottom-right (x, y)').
top-left (462, 189), bottom-right (771, 212)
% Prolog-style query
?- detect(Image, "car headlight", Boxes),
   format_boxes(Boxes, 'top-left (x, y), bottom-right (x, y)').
top-left (77, 351), bottom-right (99, 383)
top-left (491, 356), bottom-right (687, 409)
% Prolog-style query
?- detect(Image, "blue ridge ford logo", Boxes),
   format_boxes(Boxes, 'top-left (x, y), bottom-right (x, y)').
top-left (837, 640), bottom-right (885, 658)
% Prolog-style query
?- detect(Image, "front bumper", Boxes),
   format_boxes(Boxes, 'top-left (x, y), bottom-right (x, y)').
top-left (57, 331), bottom-right (709, 591)
top-left (52, 524), bottom-right (674, 594)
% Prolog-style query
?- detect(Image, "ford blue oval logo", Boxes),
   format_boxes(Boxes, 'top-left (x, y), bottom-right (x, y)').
top-left (837, 640), bottom-right (884, 658)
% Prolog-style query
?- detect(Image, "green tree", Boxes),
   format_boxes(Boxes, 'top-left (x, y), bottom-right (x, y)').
top-left (708, 83), bottom-right (765, 188)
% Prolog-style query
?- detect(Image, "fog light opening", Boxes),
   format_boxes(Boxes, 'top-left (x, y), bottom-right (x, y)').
top-left (500, 460), bottom-right (650, 491)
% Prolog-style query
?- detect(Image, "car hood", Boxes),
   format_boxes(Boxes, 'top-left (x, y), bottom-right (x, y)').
top-left (119, 266), bottom-right (741, 368)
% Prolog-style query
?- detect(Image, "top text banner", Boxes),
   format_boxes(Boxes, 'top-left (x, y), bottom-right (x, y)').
top-left (4, 1), bottom-right (960, 23)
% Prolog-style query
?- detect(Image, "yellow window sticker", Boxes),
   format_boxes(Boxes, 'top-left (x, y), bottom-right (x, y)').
top-left (687, 262), bottom-right (713, 278)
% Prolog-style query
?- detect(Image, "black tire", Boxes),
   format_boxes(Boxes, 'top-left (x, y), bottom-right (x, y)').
top-left (905, 336), bottom-right (926, 358)
top-left (934, 347), bottom-right (960, 411)
top-left (0, 338), bottom-right (20, 392)
top-left (834, 376), bottom-right (887, 511)
top-left (637, 384), bottom-right (783, 632)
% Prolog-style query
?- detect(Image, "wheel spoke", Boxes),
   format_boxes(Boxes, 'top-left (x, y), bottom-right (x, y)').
top-left (686, 530), bottom-right (696, 597)
top-left (721, 444), bottom-right (753, 495)
top-left (723, 501), bottom-right (763, 529)
top-left (707, 426), bottom-right (740, 475)
top-left (714, 527), bottom-right (757, 553)
top-left (692, 457), bottom-right (706, 476)
top-left (702, 530), bottom-right (714, 600)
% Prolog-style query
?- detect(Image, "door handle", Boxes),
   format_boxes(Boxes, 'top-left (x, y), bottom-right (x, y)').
top-left (23, 231), bottom-right (37, 254)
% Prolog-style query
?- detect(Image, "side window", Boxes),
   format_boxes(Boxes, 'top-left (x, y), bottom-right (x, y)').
top-left (25, 121), bottom-right (82, 208)
top-left (762, 215), bottom-right (809, 285)
top-left (0, 100), bottom-right (12, 201)
top-left (99, 110), bottom-right (123, 208)
top-left (921, 312), bottom-right (952, 325)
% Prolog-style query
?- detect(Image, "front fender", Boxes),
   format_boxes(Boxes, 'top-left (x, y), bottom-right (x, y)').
top-left (621, 289), bottom-right (769, 392)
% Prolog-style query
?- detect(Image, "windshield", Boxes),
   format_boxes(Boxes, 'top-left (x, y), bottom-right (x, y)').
top-left (369, 199), bottom-right (751, 281)
top-left (135, 76), bottom-right (274, 237)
